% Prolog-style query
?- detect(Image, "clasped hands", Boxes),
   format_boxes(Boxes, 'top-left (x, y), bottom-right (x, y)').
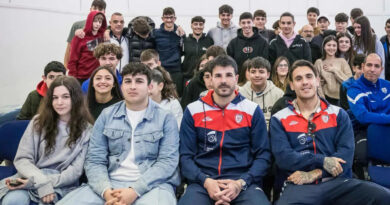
top-left (204, 178), bottom-right (242, 205)
top-left (104, 187), bottom-right (138, 205)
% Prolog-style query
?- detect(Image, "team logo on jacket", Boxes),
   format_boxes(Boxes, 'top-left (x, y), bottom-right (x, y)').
top-left (322, 115), bottom-right (329, 123)
top-left (235, 114), bottom-right (243, 123)
top-left (382, 87), bottom-right (387, 94)
top-left (242, 46), bottom-right (253, 53)
top-left (207, 131), bottom-right (217, 143)
top-left (297, 133), bottom-right (307, 145)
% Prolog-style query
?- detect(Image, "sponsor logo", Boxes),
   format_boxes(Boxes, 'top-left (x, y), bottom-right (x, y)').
top-left (207, 131), bottom-right (217, 143)
top-left (289, 121), bottom-right (298, 126)
top-left (242, 46), bottom-right (253, 53)
top-left (291, 44), bottom-right (303, 48)
top-left (235, 114), bottom-right (243, 123)
top-left (202, 116), bottom-right (213, 122)
top-left (297, 133), bottom-right (307, 145)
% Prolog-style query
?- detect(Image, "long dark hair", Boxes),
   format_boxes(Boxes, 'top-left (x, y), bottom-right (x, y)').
top-left (87, 66), bottom-right (122, 108)
top-left (238, 59), bottom-right (252, 86)
top-left (354, 16), bottom-right (376, 54)
top-left (35, 76), bottom-right (94, 155)
top-left (336, 32), bottom-right (355, 66)
top-left (151, 66), bottom-right (178, 101)
top-left (271, 56), bottom-right (290, 91)
top-left (321, 35), bottom-right (338, 60)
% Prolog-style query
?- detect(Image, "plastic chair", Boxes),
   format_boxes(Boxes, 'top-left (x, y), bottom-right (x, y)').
top-left (0, 120), bottom-right (29, 180)
top-left (367, 124), bottom-right (390, 188)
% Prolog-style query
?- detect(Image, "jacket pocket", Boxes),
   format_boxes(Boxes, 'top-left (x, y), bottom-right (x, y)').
top-left (103, 129), bottom-right (124, 155)
top-left (142, 132), bottom-right (164, 158)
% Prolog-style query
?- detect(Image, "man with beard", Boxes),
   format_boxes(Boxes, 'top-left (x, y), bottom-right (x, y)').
top-left (299, 24), bottom-right (314, 43)
top-left (182, 16), bottom-right (214, 82)
top-left (179, 55), bottom-right (271, 205)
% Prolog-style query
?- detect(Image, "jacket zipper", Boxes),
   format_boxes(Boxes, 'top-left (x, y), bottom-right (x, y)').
top-left (218, 109), bottom-right (225, 175)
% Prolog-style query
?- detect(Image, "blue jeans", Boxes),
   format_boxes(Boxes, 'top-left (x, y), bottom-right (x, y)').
top-left (0, 189), bottom-right (37, 205)
top-left (57, 181), bottom-right (176, 205)
top-left (178, 183), bottom-right (270, 205)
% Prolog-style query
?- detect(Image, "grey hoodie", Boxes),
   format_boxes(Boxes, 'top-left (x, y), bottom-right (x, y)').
top-left (239, 80), bottom-right (284, 128)
top-left (207, 21), bottom-right (238, 50)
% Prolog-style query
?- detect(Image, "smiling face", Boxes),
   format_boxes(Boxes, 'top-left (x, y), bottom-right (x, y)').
top-left (52, 85), bottom-right (72, 121)
top-left (219, 12), bottom-right (232, 28)
top-left (191, 21), bottom-right (204, 36)
top-left (277, 60), bottom-right (289, 77)
top-left (239, 18), bottom-right (254, 37)
top-left (338, 36), bottom-right (351, 53)
top-left (307, 12), bottom-right (318, 26)
top-left (249, 67), bottom-right (269, 89)
top-left (212, 65), bottom-right (238, 98)
top-left (354, 23), bottom-right (362, 36)
top-left (162, 14), bottom-right (176, 30)
top-left (93, 69), bottom-right (114, 96)
top-left (290, 66), bottom-right (319, 101)
top-left (121, 74), bottom-right (151, 106)
top-left (324, 40), bottom-right (338, 57)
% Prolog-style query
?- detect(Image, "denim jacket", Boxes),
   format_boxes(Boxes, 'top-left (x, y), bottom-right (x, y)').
top-left (84, 100), bottom-right (180, 196)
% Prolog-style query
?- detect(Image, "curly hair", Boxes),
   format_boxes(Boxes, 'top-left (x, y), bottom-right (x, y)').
top-left (93, 43), bottom-right (123, 60)
top-left (35, 76), bottom-right (93, 156)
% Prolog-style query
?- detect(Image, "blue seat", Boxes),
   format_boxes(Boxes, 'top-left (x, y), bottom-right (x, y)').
top-left (367, 124), bottom-right (390, 188)
top-left (0, 120), bottom-right (29, 180)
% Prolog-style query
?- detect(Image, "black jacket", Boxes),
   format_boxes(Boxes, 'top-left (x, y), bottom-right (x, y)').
top-left (259, 28), bottom-right (276, 43)
top-left (269, 34), bottom-right (311, 66)
top-left (227, 27), bottom-right (269, 73)
top-left (380, 35), bottom-right (390, 80)
top-left (270, 84), bottom-right (296, 116)
top-left (180, 70), bottom-right (207, 109)
top-left (126, 31), bottom-right (156, 63)
top-left (181, 33), bottom-right (213, 79)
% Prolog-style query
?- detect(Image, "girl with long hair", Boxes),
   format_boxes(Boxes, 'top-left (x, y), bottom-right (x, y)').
top-left (271, 56), bottom-right (290, 91)
top-left (150, 66), bottom-right (183, 128)
top-left (87, 66), bottom-right (122, 120)
top-left (314, 35), bottom-right (352, 105)
top-left (238, 59), bottom-right (252, 86)
top-left (336, 32), bottom-right (355, 68)
top-left (0, 76), bottom-right (93, 204)
top-left (353, 16), bottom-right (385, 77)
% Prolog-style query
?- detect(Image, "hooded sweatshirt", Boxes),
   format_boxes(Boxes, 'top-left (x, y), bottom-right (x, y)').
top-left (68, 11), bottom-right (107, 79)
top-left (17, 81), bottom-right (47, 120)
top-left (227, 27), bottom-right (269, 74)
top-left (180, 69), bottom-right (208, 109)
top-left (239, 80), bottom-right (284, 128)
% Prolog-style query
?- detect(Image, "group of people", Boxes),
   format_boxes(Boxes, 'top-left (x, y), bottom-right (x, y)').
top-left (1, 0), bottom-right (390, 204)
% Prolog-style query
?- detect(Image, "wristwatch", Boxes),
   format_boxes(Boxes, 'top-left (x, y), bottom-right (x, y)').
top-left (238, 179), bottom-right (247, 190)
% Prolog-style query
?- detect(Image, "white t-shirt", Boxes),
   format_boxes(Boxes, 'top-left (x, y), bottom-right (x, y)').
top-left (109, 107), bottom-right (146, 182)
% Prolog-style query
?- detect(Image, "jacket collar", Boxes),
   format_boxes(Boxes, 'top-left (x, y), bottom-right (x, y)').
top-left (359, 74), bottom-right (380, 89)
top-left (200, 89), bottom-right (244, 108)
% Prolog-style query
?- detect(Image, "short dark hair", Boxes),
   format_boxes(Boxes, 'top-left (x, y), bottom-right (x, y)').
top-left (94, 43), bottom-right (123, 60)
top-left (350, 8), bottom-right (363, 20)
top-left (140, 49), bottom-right (159, 62)
top-left (289, 60), bottom-right (318, 82)
top-left (272, 20), bottom-right (280, 30)
top-left (239, 12), bottom-right (253, 21)
top-left (163, 7), bottom-right (175, 16)
top-left (250, 57), bottom-right (271, 72)
top-left (121, 62), bottom-right (152, 84)
top-left (44, 61), bottom-right (66, 76)
top-left (335, 13), bottom-right (349, 23)
top-left (191, 16), bottom-right (205, 24)
top-left (280, 12), bottom-right (295, 22)
top-left (219, 4), bottom-right (233, 15)
top-left (307, 7), bottom-right (319, 16)
top-left (209, 55), bottom-right (238, 75)
top-left (253, 10), bottom-right (267, 18)
top-left (386, 18), bottom-right (390, 25)
top-left (132, 18), bottom-right (151, 36)
top-left (353, 53), bottom-right (366, 67)
top-left (91, 0), bottom-right (106, 11)
top-left (206, 45), bottom-right (226, 59)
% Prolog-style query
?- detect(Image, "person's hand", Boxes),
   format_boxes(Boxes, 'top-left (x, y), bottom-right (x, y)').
top-left (323, 64), bottom-right (335, 73)
top-left (288, 169), bottom-right (322, 185)
top-left (176, 26), bottom-right (186, 37)
top-left (214, 179), bottom-right (242, 204)
top-left (5, 178), bottom-right (28, 190)
top-left (104, 29), bottom-right (111, 41)
top-left (104, 189), bottom-right (119, 205)
top-left (110, 188), bottom-right (138, 205)
top-left (75, 29), bottom-right (85, 39)
top-left (324, 157), bottom-right (346, 177)
top-left (41, 193), bottom-right (55, 204)
top-left (204, 178), bottom-right (223, 201)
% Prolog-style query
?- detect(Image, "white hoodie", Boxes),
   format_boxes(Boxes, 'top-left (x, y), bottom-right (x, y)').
top-left (239, 80), bottom-right (284, 129)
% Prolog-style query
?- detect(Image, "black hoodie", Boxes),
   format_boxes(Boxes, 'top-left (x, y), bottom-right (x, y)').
top-left (180, 69), bottom-right (208, 109)
top-left (227, 27), bottom-right (269, 73)
top-left (270, 84), bottom-right (297, 116)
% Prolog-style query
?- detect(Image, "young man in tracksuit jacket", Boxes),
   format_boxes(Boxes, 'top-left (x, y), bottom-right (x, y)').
top-left (269, 12), bottom-right (311, 67)
top-left (182, 16), bottom-right (214, 82)
top-left (270, 60), bottom-right (390, 205)
top-left (227, 12), bottom-right (269, 75)
top-left (179, 55), bottom-right (271, 205)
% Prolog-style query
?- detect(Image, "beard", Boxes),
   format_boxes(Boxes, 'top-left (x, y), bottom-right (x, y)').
top-left (214, 83), bottom-right (235, 97)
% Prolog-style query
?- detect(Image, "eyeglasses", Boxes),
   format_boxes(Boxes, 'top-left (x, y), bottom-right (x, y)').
top-left (278, 63), bottom-right (288, 67)
top-left (163, 16), bottom-right (176, 20)
top-left (303, 30), bottom-right (314, 33)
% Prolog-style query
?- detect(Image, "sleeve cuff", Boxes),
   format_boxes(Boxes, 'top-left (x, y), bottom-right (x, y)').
top-left (37, 183), bottom-right (54, 198)
top-left (314, 154), bottom-right (325, 167)
top-left (197, 172), bottom-right (209, 186)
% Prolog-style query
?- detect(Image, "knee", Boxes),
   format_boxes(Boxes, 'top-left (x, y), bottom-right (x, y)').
top-left (2, 190), bottom-right (30, 205)
top-left (374, 187), bottom-right (390, 205)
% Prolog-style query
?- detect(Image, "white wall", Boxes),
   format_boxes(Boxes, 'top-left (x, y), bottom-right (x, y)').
top-left (0, 0), bottom-right (389, 110)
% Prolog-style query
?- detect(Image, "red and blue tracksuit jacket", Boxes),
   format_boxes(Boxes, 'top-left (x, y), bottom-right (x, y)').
top-left (269, 99), bottom-right (354, 184)
top-left (180, 90), bottom-right (271, 187)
